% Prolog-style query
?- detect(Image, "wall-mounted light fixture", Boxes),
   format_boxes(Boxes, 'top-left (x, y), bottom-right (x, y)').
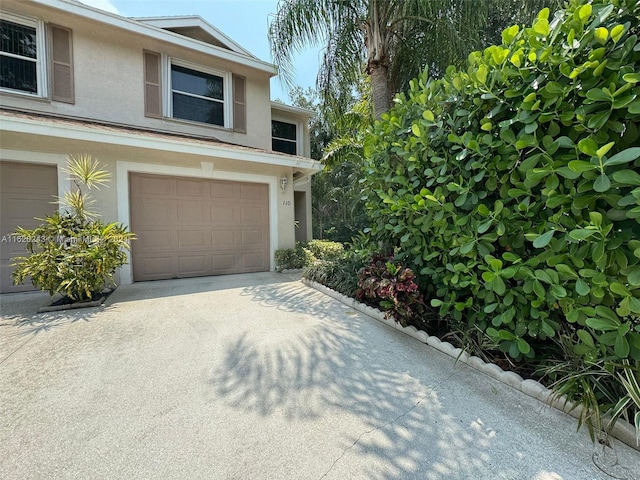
top-left (280, 174), bottom-right (288, 193)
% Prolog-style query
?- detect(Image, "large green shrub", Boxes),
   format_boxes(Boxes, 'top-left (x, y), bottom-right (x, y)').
top-left (12, 155), bottom-right (134, 300)
top-left (276, 240), bottom-right (345, 271)
top-left (305, 239), bottom-right (344, 259)
top-left (362, 0), bottom-right (639, 435)
top-left (303, 236), bottom-right (372, 297)
top-left (275, 242), bottom-right (312, 270)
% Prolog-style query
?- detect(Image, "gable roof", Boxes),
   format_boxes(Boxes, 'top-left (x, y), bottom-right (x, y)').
top-left (133, 16), bottom-right (256, 58)
top-left (32, 0), bottom-right (277, 75)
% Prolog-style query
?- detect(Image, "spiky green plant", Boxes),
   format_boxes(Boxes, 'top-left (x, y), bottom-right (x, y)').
top-left (11, 155), bottom-right (135, 300)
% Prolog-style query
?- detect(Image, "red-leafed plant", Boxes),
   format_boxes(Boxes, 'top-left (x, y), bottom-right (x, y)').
top-left (357, 253), bottom-right (427, 328)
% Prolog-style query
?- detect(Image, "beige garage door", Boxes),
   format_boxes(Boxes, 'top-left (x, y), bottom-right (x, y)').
top-left (130, 173), bottom-right (270, 281)
top-left (0, 161), bottom-right (58, 293)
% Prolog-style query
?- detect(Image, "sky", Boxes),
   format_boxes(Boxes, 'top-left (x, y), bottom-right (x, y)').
top-left (78, 0), bottom-right (321, 102)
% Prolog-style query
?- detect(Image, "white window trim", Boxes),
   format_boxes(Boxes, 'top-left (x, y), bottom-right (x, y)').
top-left (0, 11), bottom-right (48, 98)
top-left (271, 116), bottom-right (301, 156)
top-left (163, 56), bottom-right (231, 129)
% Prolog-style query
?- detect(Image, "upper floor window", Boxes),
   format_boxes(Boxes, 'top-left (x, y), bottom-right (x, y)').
top-left (0, 14), bottom-right (46, 97)
top-left (168, 60), bottom-right (230, 127)
top-left (272, 120), bottom-right (297, 155)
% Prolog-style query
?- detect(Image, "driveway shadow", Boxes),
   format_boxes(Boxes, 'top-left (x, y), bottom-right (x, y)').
top-left (108, 272), bottom-right (302, 304)
top-left (0, 291), bottom-right (111, 365)
top-left (212, 284), bottom-right (502, 479)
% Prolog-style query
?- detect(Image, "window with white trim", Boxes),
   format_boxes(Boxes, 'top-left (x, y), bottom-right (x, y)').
top-left (0, 13), bottom-right (46, 97)
top-left (272, 120), bottom-right (297, 155)
top-left (168, 60), bottom-right (230, 127)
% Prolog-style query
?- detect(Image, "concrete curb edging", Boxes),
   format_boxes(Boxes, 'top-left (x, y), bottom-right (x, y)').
top-left (302, 278), bottom-right (639, 452)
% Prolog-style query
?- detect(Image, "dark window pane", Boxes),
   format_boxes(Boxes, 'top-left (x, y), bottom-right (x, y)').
top-left (0, 20), bottom-right (37, 59)
top-left (173, 92), bottom-right (224, 126)
top-left (272, 120), bottom-right (296, 140)
top-left (0, 55), bottom-right (36, 93)
top-left (272, 138), bottom-right (297, 155)
top-left (171, 65), bottom-right (223, 100)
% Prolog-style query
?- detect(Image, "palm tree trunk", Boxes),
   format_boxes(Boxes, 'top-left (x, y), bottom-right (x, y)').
top-left (370, 63), bottom-right (389, 119)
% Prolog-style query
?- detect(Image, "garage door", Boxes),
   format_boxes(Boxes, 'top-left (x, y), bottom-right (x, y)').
top-left (130, 173), bottom-right (270, 281)
top-left (0, 161), bottom-right (58, 293)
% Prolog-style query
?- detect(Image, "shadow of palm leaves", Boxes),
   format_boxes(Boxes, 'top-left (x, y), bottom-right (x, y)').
top-left (213, 281), bottom-right (502, 478)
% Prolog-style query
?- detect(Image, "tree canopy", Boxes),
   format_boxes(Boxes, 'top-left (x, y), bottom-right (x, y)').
top-left (269, 0), bottom-right (559, 118)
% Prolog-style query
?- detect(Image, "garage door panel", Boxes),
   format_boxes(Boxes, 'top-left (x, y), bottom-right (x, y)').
top-left (242, 230), bottom-right (265, 246)
top-left (135, 201), bottom-right (174, 224)
top-left (135, 255), bottom-right (174, 279)
top-left (211, 205), bottom-right (237, 223)
top-left (212, 253), bottom-right (237, 271)
top-left (210, 182), bottom-right (235, 199)
top-left (2, 167), bottom-right (56, 193)
top-left (178, 230), bottom-right (207, 248)
top-left (241, 206), bottom-right (266, 224)
top-left (212, 230), bottom-right (236, 247)
top-left (242, 253), bottom-right (267, 270)
top-left (135, 175), bottom-right (172, 196)
top-left (240, 184), bottom-right (266, 201)
top-left (135, 228), bottom-right (174, 248)
top-left (177, 178), bottom-right (206, 197)
top-left (1, 162), bottom-right (58, 293)
top-left (2, 238), bottom-right (33, 258)
top-left (177, 202), bottom-right (208, 224)
top-left (130, 173), bottom-right (269, 281)
top-left (178, 255), bottom-right (209, 277)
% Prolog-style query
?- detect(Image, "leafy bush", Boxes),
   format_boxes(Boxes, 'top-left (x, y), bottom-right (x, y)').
top-left (277, 240), bottom-right (345, 271)
top-left (304, 240), bottom-right (371, 297)
top-left (12, 155), bottom-right (134, 300)
top-left (361, 0), bottom-right (640, 435)
top-left (305, 239), bottom-right (344, 259)
top-left (356, 253), bottom-right (428, 328)
top-left (275, 242), bottom-right (315, 271)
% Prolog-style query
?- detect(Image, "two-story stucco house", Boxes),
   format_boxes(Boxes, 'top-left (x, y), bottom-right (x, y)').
top-left (0, 0), bottom-right (322, 293)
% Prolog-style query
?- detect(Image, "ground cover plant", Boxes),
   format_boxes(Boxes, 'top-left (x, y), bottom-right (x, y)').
top-left (351, 0), bottom-right (640, 441)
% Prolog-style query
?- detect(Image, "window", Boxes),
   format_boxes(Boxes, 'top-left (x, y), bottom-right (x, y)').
top-left (0, 14), bottom-right (46, 96)
top-left (272, 120), bottom-right (297, 155)
top-left (170, 62), bottom-right (228, 127)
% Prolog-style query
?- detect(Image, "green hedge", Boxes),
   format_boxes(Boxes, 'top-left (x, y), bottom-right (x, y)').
top-left (363, 0), bottom-right (640, 362)
top-left (361, 0), bottom-right (640, 437)
top-left (305, 239), bottom-right (345, 259)
top-left (275, 240), bottom-right (344, 271)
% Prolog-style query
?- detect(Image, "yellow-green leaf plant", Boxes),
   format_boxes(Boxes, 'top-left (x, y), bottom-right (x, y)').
top-left (11, 155), bottom-right (135, 300)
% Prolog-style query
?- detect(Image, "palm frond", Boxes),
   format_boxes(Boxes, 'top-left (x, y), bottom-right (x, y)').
top-left (64, 154), bottom-right (111, 189)
top-left (269, 0), bottom-right (360, 89)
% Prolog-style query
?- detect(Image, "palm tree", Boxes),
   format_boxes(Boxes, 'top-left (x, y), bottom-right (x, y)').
top-left (269, 0), bottom-right (559, 119)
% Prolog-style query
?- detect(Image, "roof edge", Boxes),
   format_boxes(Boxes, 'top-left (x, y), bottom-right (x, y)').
top-left (30, 0), bottom-right (277, 75)
top-left (133, 16), bottom-right (256, 59)
top-left (0, 107), bottom-right (322, 173)
top-left (271, 101), bottom-right (315, 118)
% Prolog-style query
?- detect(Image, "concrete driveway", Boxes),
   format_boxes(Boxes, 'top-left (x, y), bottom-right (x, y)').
top-left (1, 273), bottom-right (639, 480)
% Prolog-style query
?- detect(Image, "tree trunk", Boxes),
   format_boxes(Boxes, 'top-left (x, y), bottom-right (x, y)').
top-left (370, 63), bottom-right (389, 119)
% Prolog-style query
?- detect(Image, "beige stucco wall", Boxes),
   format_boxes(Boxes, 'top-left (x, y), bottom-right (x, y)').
top-left (0, 0), bottom-right (274, 151)
top-left (0, 1), bottom-right (318, 284)
top-left (0, 128), bottom-right (302, 281)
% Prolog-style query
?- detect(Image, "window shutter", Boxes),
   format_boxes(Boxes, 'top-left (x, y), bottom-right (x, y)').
top-left (144, 51), bottom-right (162, 118)
top-left (232, 74), bottom-right (246, 133)
top-left (50, 25), bottom-right (74, 103)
